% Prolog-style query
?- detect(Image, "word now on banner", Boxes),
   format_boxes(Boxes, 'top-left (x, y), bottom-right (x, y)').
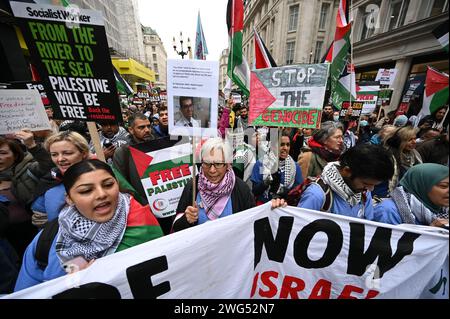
top-left (5, 204), bottom-right (448, 299)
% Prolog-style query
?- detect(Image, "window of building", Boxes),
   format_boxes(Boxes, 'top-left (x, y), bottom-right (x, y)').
top-left (152, 53), bottom-right (157, 61)
top-left (313, 41), bottom-right (323, 63)
top-left (155, 75), bottom-right (160, 82)
top-left (286, 41), bottom-right (295, 64)
top-left (269, 17), bottom-right (276, 44)
top-left (387, 0), bottom-right (410, 31)
top-left (319, 3), bottom-right (330, 30)
top-left (288, 5), bottom-right (299, 32)
top-left (152, 46), bottom-right (156, 52)
top-left (360, 1), bottom-right (381, 40)
top-left (427, 0), bottom-right (449, 17)
top-left (153, 63), bottom-right (158, 73)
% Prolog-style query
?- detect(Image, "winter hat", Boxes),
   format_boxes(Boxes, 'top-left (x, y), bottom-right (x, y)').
top-left (393, 115), bottom-right (408, 127)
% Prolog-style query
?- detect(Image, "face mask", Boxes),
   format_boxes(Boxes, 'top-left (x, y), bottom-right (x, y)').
top-left (333, 115), bottom-right (340, 122)
top-left (360, 120), bottom-right (369, 127)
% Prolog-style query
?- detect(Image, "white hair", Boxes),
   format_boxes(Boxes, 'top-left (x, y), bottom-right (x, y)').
top-left (201, 137), bottom-right (232, 163)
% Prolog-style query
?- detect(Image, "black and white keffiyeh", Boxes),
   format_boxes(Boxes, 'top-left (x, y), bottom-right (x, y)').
top-left (321, 162), bottom-right (362, 207)
top-left (279, 155), bottom-right (296, 191)
top-left (390, 186), bottom-right (437, 225)
top-left (55, 192), bottom-right (131, 264)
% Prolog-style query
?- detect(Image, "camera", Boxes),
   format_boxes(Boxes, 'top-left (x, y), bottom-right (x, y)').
top-left (103, 139), bottom-right (113, 148)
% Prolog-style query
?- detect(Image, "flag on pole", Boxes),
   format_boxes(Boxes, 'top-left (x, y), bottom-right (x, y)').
top-left (329, 0), bottom-right (356, 109)
top-left (321, 42), bottom-right (334, 63)
top-left (253, 27), bottom-right (277, 69)
top-left (227, 0), bottom-right (250, 96)
top-left (194, 11), bottom-right (209, 60)
top-left (113, 66), bottom-right (134, 96)
top-left (417, 66), bottom-right (449, 120)
top-left (432, 20), bottom-right (449, 53)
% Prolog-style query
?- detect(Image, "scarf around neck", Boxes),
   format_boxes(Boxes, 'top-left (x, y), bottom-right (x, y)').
top-left (279, 155), bottom-right (296, 190)
top-left (198, 167), bottom-right (235, 221)
top-left (321, 162), bottom-right (363, 209)
top-left (399, 163), bottom-right (449, 213)
top-left (390, 186), bottom-right (436, 225)
top-left (55, 192), bottom-right (130, 264)
top-left (308, 138), bottom-right (341, 163)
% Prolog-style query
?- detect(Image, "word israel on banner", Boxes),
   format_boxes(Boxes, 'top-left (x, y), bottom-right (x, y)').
top-left (5, 204), bottom-right (448, 299)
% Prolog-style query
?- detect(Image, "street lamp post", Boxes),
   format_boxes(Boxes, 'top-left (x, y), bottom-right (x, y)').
top-left (309, 50), bottom-right (313, 64)
top-left (173, 32), bottom-right (191, 59)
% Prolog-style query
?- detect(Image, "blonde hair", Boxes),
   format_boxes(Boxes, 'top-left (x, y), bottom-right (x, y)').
top-left (44, 131), bottom-right (89, 155)
top-left (384, 126), bottom-right (418, 155)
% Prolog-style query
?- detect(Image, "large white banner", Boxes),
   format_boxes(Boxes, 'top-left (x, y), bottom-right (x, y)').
top-left (5, 205), bottom-right (448, 299)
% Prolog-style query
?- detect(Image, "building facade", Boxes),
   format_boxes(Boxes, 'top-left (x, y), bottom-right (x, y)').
top-left (242, 0), bottom-right (448, 113)
top-left (351, 0), bottom-right (449, 112)
top-left (70, 0), bottom-right (125, 57)
top-left (219, 48), bottom-right (229, 91)
top-left (142, 26), bottom-right (168, 90)
top-left (243, 0), bottom-right (339, 68)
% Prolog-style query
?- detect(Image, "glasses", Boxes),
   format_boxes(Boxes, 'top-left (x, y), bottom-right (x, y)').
top-left (201, 162), bottom-right (226, 169)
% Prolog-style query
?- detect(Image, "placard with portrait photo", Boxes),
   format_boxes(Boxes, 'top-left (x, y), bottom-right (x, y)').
top-left (167, 59), bottom-right (218, 137)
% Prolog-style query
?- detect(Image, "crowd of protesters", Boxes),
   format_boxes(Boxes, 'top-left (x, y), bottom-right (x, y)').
top-left (0, 94), bottom-right (448, 295)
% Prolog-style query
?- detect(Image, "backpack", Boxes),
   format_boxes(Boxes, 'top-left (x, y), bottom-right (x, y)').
top-left (287, 176), bottom-right (334, 212)
top-left (35, 219), bottom-right (59, 270)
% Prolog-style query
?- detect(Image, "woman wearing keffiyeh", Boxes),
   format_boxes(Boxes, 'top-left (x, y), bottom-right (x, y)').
top-left (374, 163), bottom-right (449, 227)
top-left (250, 132), bottom-right (303, 205)
top-left (172, 138), bottom-right (287, 232)
top-left (14, 160), bottom-right (163, 292)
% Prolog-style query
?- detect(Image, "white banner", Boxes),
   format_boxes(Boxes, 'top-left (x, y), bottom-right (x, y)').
top-left (375, 69), bottom-right (398, 86)
top-left (0, 89), bottom-right (51, 134)
top-left (5, 205), bottom-right (448, 299)
top-left (357, 85), bottom-right (380, 115)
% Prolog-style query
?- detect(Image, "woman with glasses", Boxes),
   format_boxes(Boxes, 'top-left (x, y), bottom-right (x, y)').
top-left (172, 138), bottom-right (285, 232)
top-left (298, 121), bottom-right (345, 180)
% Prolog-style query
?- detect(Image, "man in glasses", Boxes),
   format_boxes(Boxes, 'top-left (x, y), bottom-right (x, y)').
top-left (175, 96), bottom-right (200, 127)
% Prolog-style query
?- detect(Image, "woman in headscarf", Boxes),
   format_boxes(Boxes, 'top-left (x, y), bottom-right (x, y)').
top-left (373, 163), bottom-right (449, 226)
top-left (14, 159), bottom-right (163, 291)
top-left (298, 121), bottom-right (345, 179)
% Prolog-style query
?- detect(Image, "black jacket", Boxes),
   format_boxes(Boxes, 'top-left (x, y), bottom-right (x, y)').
top-left (172, 177), bottom-right (256, 232)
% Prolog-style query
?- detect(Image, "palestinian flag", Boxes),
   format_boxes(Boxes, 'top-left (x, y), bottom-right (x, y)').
top-left (417, 66), bottom-right (449, 120)
top-left (329, 0), bottom-right (356, 109)
top-left (321, 42), bottom-right (333, 63)
top-left (227, 0), bottom-right (250, 96)
top-left (116, 196), bottom-right (164, 252)
top-left (113, 66), bottom-right (134, 96)
top-left (253, 27), bottom-right (277, 69)
top-left (432, 20), bottom-right (449, 53)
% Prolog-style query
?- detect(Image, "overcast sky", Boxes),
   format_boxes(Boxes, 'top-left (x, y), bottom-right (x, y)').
top-left (138, 0), bottom-right (229, 61)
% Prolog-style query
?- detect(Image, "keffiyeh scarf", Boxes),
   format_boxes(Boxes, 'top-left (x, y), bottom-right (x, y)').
top-left (321, 162), bottom-right (362, 208)
top-left (390, 186), bottom-right (438, 225)
top-left (198, 167), bottom-right (235, 220)
top-left (279, 155), bottom-right (296, 191)
top-left (55, 192), bottom-right (130, 264)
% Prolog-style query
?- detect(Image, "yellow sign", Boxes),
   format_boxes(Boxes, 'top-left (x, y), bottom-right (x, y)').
top-left (112, 58), bottom-right (155, 82)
